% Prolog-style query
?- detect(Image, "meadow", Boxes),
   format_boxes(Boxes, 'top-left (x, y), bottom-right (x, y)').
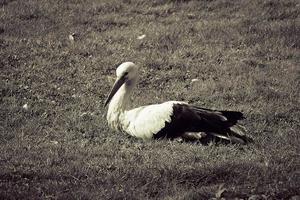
top-left (0, 0), bottom-right (299, 199)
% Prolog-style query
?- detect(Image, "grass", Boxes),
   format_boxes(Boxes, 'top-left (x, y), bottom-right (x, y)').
top-left (0, 0), bottom-right (299, 199)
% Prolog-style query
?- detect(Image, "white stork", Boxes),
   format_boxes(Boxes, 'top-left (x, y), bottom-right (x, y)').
top-left (104, 62), bottom-right (252, 144)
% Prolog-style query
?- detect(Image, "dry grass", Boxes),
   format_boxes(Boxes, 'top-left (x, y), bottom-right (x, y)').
top-left (0, 0), bottom-right (299, 199)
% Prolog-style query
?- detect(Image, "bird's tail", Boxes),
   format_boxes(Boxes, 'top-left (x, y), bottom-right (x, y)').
top-left (208, 124), bottom-right (253, 144)
top-left (191, 106), bottom-right (253, 144)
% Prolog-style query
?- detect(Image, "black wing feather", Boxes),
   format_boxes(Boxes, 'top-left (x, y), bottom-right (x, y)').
top-left (154, 103), bottom-right (251, 144)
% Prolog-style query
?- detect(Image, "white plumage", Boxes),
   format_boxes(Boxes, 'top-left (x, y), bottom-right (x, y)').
top-left (124, 101), bottom-right (184, 139)
top-left (105, 62), bottom-right (252, 144)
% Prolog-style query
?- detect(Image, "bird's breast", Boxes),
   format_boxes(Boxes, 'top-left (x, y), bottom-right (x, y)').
top-left (107, 111), bottom-right (123, 132)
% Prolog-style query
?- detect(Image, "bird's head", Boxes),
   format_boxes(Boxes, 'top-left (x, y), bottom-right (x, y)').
top-left (116, 62), bottom-right (139, 81)
top-left (104, 62), bottom-right (139, 107)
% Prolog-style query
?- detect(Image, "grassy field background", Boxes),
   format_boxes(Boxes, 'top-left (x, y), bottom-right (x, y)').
top-left (1, 0), bottom-right (299, 199)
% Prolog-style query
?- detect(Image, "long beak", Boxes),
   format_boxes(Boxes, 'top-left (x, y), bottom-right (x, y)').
top-left (104, 76), bottom-right (126, 107)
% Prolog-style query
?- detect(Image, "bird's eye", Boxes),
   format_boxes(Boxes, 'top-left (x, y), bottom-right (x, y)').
top-left (124, 72), bottom-right (129, 76)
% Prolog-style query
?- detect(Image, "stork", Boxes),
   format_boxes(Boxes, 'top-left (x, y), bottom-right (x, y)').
top-left (104, 62), bottom-right (252, 144)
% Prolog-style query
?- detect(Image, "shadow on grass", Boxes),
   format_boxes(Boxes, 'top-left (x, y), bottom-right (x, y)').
top-left (110, 160), bottom-right (298, 199)
top-left (0, 155), bottom-right (299, 199)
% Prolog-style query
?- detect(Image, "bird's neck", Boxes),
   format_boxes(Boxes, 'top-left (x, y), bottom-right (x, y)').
top-left (108, 84), bottom-right (132, 112)
top-left (107, 80), bottom-right (136, 131)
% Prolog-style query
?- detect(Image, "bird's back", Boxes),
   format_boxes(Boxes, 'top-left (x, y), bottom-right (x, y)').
top-left (123, 101), bottom-right (185, 139)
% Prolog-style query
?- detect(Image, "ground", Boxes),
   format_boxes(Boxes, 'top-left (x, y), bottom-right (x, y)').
top-left (0, 0), bottom-right (299, 199)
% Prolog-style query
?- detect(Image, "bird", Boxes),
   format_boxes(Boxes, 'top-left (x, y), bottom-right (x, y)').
top-left (104, 62), bottom-right (253, 144)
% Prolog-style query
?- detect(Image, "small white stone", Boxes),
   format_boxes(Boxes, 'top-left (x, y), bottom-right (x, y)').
top-left (50, 140), bottom-right (58, 145)
top-left (191, 78), bottom-right (199, 83)
top-left (23, 103), bottom-right (29, 110)
top-left (137, 34), bottom-right (146, 40)
top-left (68, 34), bottom-right (74, 41)
top-left (80, 112), bottom-right (88, 117)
